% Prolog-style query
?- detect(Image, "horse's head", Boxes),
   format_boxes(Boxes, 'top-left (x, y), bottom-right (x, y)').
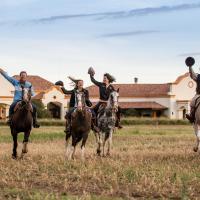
top-left (76, 91), bottom-right (86, 112)
top-left (21, 85), bottom-right (32, 104)
top-left (107, 88), bottom-right (119, 112)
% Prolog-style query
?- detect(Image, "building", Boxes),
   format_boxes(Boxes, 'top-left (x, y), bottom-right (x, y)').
top-left (0, 75), bottom-right (69, 120)
top-left (87, 73), bottom-right (196, 119)
top-left (0, 72), bottom-right (196, 120)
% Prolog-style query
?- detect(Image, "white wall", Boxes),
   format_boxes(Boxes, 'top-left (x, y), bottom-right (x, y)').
top-left (171, 76), bottom-right (196, 101)
top-left (0, 74), bottom-right (14, 97)
top-left (41, 87), bottom-right (69, 120)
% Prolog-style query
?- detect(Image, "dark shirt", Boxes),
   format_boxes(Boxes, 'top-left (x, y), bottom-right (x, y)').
top-left (61, 87), bottom-right (92, 108)
top-left (90, 75), bottom-right (115, 101)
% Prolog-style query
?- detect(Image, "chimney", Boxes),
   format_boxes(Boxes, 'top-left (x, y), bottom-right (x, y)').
top-left (134, 77), bottom-right (138, 84)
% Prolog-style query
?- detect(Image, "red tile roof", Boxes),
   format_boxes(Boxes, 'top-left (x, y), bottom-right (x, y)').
top-left (87, 83), bottom-right (170, 98)
top-left (32, 92), bottom-right (45, 100)
top-left (118, 102), bottom-right (167, 110)
top-left (13, 75), bottom-right (54, 92)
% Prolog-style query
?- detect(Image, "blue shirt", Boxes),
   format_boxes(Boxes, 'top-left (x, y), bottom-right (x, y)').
top-left (1, 72), bottom-right (35, 102)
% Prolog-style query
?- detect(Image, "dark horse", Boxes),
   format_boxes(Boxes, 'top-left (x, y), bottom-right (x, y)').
top-left (66, 91), bottom-right (92, 161)
top-left (10, 85), bottom-right (33, 159)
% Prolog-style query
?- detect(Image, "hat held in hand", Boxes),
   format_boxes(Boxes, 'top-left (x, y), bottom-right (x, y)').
top-left (55, 80), bottom-right (64, 87)
top-left (88, 67), bottom-right (95, 76)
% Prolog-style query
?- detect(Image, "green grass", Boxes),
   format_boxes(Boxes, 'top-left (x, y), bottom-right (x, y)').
top-left (0, 125), bottom-right (199, 199)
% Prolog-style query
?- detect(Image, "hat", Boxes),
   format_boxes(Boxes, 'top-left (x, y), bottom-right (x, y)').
top-left (68, 76), bottom-right (83, 84)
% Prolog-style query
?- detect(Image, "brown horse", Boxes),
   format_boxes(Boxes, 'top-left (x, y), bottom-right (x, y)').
top-left (10, 85), bottom-right (33, 159)
top-left (66, 92), bottom-right (92, 161)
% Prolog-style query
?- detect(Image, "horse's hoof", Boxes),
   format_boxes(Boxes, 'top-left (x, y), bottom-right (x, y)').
top-left (193, 147), bottom-right (198, 152)
top-left (12, 154), bottom-right (17, 160)
top-left (22, 150), bottom-right (28, 154)
top-left (96, 149), bottom-right (101, 156)
top-left (106, 153), bottom-right (111, 157)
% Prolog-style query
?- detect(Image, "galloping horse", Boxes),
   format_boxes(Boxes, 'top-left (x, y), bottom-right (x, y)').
top-left (95, 89), bottom-right (119, 157)
top-left (66, 91), bottom-right (92, 160)
top-left (10, 85), bottom-right (33, 159)
top-left (192, 102), bottom-right (200, 153)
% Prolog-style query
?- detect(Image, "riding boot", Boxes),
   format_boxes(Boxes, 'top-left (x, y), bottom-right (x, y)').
top-left (91, 117), bottom-right (100, 133)
top-left (32, 111), bottom-right (40, 128)
top-left (7, 114), bottom-right (13, 126)
top-left (64, 118), bottom-right (71, 133)
top-left (115, 110), bottom-right (123, 129)
top-left (186, 108), bottom-right (195, 123)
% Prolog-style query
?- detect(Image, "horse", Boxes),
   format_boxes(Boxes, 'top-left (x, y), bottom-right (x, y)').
top-left (95, 89), bottom-right (119, 157)
top-left (66, 91), bottom-right (92, 161)
top-left (10, 85), bottom-right (33, 159)
top-left (192, 97), bottom-right (200, 152)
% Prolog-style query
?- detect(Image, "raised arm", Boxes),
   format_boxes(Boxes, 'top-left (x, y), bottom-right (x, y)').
top-left (61, 87), bottom-right (73, 95)
top-left (88, 67), bottom-right (102, 87)
top-left (189, 66), bottom-right (198, 82)
top-left (90, 75), bottom-right (102, 87)
top-left (0, 68), bottom-right (18, 85)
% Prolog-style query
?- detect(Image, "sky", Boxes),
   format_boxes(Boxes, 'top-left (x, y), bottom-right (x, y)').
top-left (0, 0), bottom-right (200, 87)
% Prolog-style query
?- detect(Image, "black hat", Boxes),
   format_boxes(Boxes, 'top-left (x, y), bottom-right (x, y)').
top-left (68, 76), bottom-right (83, 84)
top-left (104, 73), bottom-right (116, 83)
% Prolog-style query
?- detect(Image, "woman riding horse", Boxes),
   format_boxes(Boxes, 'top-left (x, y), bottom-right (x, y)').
top-left (88, 67), bottom-right (122, 129)
top-left (58, 77), bottom-right (98, 133)
top-left (0, 68), bottom-right (40, 128)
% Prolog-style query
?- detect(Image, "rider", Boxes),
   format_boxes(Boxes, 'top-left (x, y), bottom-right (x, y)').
top-left (186, 66), bottom-right (200, 123)
top-left (0, 68), bottom-right (40, 128)
top-left (60, 77), bottom-right (99, 133)
top-left (88, 67), bottom-right (122, 129)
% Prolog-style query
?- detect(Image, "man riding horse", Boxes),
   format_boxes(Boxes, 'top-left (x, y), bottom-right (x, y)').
top-left (88, 67), bottom-right (122, 129)
top-left (58, 76), bottom-right (98, 133)
top-left (185, 62), bottom-right (200, 123)
top-left (0, 68), bottom-right (40, 128)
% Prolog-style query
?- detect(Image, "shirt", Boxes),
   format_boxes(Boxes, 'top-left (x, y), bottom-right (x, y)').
top-left (61, 87), bottom-right (92, 108)
top-left (90, 75), bottom-right (115, 101)
top-left (0, 72), bottom-right (35, 102)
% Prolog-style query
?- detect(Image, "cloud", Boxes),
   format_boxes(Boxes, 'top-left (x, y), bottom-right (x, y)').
top-left (178, 52), bottom-right (200, 57)
top-left (32, 2), bottom-right (200, 23)
top-left (101, 30), bottom-right (159, 38)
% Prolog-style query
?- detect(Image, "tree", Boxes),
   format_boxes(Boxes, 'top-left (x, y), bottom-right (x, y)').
top-left (32, 99), bottom-right (51, 118)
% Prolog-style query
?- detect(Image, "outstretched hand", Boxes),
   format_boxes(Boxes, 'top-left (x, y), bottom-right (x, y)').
top-left (0, 68), bottom-right (4, 73)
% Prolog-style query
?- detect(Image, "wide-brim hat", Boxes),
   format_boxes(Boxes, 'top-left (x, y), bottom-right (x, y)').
top-left (68, 76), bottom-right (83, 84)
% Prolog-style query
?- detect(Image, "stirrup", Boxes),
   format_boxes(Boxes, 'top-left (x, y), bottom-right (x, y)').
top-left (33, 122), bottom-right (40, 128)
top-left (186, 114), bottom-right (195, 123)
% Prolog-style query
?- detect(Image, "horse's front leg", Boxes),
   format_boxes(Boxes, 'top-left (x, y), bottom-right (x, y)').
top-left (68, 135), bottom-right (78, 160)
top-left (20, 130), bottom-right (31, 159)
top-left (12, 132), bottom-right (18, 159)
top-left (192, 124), bottom-right (200, 153)
top-left (102, 132), bottom-right (110, 157)
top-left (107, 129), bottom-right (113, 156)
top-left (65, 132), bottom-right (72, 158)
top-left (96, 132), bottom-right (102, 156)
top-left (81, 133), bottom-right (89, 161)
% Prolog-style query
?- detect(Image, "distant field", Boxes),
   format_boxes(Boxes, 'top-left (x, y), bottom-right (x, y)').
top-left (0, 125), bottom-right (200, 199)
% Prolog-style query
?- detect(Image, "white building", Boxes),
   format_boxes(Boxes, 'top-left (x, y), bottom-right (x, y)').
top-left (0, 72), bottom-right (196, 120)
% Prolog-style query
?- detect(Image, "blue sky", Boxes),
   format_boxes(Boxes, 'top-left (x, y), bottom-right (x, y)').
top-left (0, 0), bottom-right (200, 87)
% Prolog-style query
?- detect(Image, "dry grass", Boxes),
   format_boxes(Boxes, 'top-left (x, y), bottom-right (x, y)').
top-left (0, 125), bottom-right (200, 199)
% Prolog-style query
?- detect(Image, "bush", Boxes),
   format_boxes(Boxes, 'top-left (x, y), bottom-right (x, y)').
top-left (32, 100), bottom-right (51, 119)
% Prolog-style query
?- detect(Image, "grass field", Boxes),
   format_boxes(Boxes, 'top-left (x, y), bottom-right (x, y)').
top-left (0, 125), bottom-right (200, 199)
